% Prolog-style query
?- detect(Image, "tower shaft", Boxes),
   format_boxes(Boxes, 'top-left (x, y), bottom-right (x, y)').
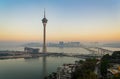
top-left (43, 23), bottom-right (46, 53)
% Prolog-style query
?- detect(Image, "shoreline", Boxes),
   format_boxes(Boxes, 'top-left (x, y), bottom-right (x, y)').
top-left (0, 52), bottom-right (102, 60)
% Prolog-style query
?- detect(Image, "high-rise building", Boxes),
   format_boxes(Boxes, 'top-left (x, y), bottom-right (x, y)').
top-left (42, 9), bottom-right (48, 53)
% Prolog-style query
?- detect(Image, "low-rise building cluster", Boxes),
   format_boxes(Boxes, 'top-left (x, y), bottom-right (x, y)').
top-left (107, 64), bottom-right (120, 78)
top-left (57, 64), bottom-right (76, 79)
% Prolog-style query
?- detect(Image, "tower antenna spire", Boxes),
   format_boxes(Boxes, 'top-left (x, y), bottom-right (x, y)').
top-left (44, 8), bottom-right (46, 18)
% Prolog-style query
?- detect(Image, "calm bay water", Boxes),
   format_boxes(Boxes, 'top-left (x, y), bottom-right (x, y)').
top-left (0, 47), bottom-right (87, 79)
top-left (0, 46), bottom-right (119, 79)
top-left (0, 57), bottom-right (81, 79)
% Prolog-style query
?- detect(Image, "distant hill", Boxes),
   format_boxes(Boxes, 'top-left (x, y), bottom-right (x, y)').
top-left (103, 42), bottom-right (120, 48)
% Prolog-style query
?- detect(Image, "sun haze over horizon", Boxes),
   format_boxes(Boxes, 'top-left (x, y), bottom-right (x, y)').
top-left (0, 0), bottom-right (120, 42)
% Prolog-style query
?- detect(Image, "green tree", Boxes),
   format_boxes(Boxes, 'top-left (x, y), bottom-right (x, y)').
top-left (100, 54), bottom-right (110, 78)
top-left (72, 59), bottom-right (98, 79)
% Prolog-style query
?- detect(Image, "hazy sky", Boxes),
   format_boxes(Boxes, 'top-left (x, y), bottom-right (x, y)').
top-left (0, 0), bottom-right (120, 42)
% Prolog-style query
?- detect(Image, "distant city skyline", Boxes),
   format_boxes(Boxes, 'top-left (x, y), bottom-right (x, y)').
top-left (0, 0), bottom-right (120, 42)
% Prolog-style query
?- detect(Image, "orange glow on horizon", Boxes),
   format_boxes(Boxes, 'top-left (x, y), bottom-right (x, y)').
top-left (0, 25), bottom-right (120, 42)
top-left (1, 33), bottom-right (119, 42)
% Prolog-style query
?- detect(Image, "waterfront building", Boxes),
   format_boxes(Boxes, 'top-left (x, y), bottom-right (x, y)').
top-left (64, 42), bottom-right (80, 47)
top-left (70, 42), bottom-right (80, 47)
top-left (24, 47), bottom-right (39, 54)
top-left (59, 41), bottom-right (64, 47)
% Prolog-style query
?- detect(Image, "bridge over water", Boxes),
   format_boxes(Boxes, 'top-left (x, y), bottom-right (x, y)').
top-left (80, 45), bottom-right (113, 56)
top-left (40, 45), bottom-right (114, 59)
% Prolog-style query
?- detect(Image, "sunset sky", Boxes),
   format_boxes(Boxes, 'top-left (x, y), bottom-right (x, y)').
top-left (0, 0), bottom-right (120, 42)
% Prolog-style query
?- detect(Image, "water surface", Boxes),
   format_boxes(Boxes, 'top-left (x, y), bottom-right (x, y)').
top-left (0, 57), bottom-right (81, 79)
